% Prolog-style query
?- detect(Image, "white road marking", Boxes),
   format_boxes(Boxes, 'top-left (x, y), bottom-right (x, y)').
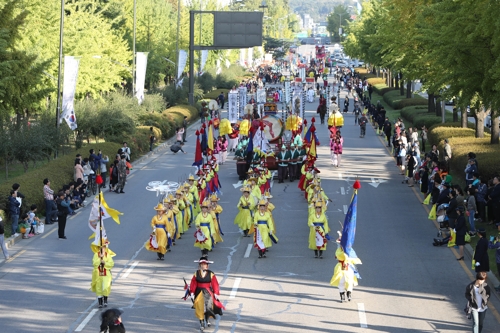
top-left (121, 261), bottom-right (138, 279)
top-left (340, 187), bottom-right (345, 195)
top-left (41, 228), bottom-right (57, 239)
top-left (75, 309), bottom-right (98, 331)
top-left (343, 205), bottom-right (348, 214)
top-left (229, 278), bottom-right (242, 299)
top-left (358, 303), bottom-right (368, 328)
top-left (338, 173), bottom-right (343, 180)
top-left (243, 244), bottom-right (252, 258)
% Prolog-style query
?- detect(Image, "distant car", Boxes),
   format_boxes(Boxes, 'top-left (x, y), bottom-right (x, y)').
top-left (445, 99), bottom-right (455, 106)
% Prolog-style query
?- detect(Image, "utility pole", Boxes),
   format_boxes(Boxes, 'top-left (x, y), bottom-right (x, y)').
top-left (133, 0), bottom-right (137, 96)
top-left (175, 0), bottom-right (181, 85)
top-left (56, 0), bottom-right (64, 131)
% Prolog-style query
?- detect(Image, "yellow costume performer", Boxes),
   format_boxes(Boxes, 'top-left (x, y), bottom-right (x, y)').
top-left (90, 243), bottom-right (115, 308)
top-left (164, 194), bottom-right (179, 243)
top-left (194, 200), bottom-right (216, 256)
top-left (209, 194), bottom-right (224, 244)
top-left (330, 245), bottom-right (362, 302)
top-left (308, 202), bottom-right (330, 258)
top-left (234, 186), bottom-right (255, 237)
top-left (145, 203), bottom-right (174, 259)
top-left (253, 199), bottom-right (275, 258)
top-left (328, 110), bottom-right (344, 127)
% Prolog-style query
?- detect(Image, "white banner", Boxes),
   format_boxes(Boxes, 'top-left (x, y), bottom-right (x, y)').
top-left (60, 56), bottom-right (79, 131)
top-left (225, 59), bottom-right (231, 68)
top-left (177, 50), bottom-right (187, 80)
top-left (200, 50), bottom-right (208, 74)
top-left (216, 58), bottom-right (221, 75)
top-left (135, 52), bottom-right (148, 105)
top-left (88, 197), bottom-right (109, 246)
top-left (247, 47), bottom-right (253, 68)
top-left (228, 92), bottom-right (239, 123)
top-left (239, 49), bottom-right (246, 67)
top-left (284, 80), bottom-right (291, 103)
top-left (257, 88), bottom-right (266, 104)
top-left (238, 87), bottom-right (247, 116)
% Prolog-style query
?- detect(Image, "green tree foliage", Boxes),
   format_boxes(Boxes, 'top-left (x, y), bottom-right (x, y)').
top-left (326, 5), bottom-right (352, 42)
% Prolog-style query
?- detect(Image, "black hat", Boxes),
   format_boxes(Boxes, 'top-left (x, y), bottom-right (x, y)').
top-left (477, 229), bottom-right (486, 237)
top-left (456, 206), bottom-right (465, 213)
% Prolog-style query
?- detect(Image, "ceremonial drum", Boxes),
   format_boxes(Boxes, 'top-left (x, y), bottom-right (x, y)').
top-left (261, 115), bottom-right (284, 143)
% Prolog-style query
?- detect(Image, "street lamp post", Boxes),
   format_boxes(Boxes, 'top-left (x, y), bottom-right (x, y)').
top-left (338, 13), bottom-right (343, 43)
top-left (259, 0), bottom-right (268, 12)
top-left (55, 0), bottom-right (64, 131)
top-left (133, 0), bottom-right (137, 96)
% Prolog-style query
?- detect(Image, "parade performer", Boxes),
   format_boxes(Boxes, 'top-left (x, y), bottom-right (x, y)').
top-left (253, 199), bottom-right (275, 258)
top-left (308, 201), bottom-right (330, 259)
top-left (163, 195), bottom-right (179, 245)
top-left (277, 145), bottom-right (290, 183)
top-left (198, 168), bottom-right (208, 204)
top-left (264, 191), bottom-right (277, 233)
top-left (145, 203), bottom-right (172, 260)
top-left (174, 189), bottom-right (187, 236)
top-left (249, 176), bottom-right (262, 207)
top-left (183, 183), bottom-right (194, 226)
top-left (194, 200), bottom-right (216, 256)
top-left (91, 241), bottom-right (116, 308)
top-left (258, 164), bottom-right (272, 194)
top-left (209, 194), bottom-right (224, 244)
top-left (188, 175), bottom-right (201, 218)
top-left (234, 186), bottom-right (255, 237)
top-left (330, 180), bottom-right (362, 302)
top-left (189, 257), bottom-right (225, 330)
top-left (289, 144), bottom-right (300, 182)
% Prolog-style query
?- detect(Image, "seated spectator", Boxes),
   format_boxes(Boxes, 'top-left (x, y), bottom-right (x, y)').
top-left (75, 159), bottom-right (84, 182)
top-left (27, 204), bottom-right (41, 237)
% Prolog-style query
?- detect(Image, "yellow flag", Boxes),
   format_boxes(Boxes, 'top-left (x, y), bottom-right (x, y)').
top-left (208, 122), bottom-right (214, 152)
top-left (100, 192), bottom-right (123, 224)
top-left (309, 134), bottom-right (317, 157)
top-left (428, 204), bottom-right (436, 220)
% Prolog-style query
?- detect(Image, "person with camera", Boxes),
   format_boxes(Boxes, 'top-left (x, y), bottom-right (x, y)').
top-left (358, 113), bottom-right (368, 138)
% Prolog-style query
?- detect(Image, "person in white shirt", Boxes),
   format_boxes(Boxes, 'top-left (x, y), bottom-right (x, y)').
top-left (120, 142), bottom-right (131, 162)
top-left (465, 271), bottom-right (490, 333)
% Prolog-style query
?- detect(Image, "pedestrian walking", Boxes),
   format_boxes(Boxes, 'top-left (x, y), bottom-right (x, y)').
top-left (359, 113), bottom-right (368, 138)
top-left (473, 229), bottom-right (490, 272)
top-left (91, 242), bottom-right (115, 308)
top-left (115, 155), bottom-right (127, 194)
top-left (465, 271), bottom-right (490, 333)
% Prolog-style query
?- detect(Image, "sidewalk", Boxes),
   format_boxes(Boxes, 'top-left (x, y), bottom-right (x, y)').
top-left (1, 117), bottom-right (202, 259)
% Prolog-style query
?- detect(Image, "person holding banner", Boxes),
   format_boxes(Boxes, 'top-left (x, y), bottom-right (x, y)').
top-left (91, 241), bottom-right (115, 308)
top-left (253, 199), bottom-right (275, 258)
top-left (189, 257), bottom-right (224, 330)
top-left (308, 201), bottom-right (330, 259)
top-left (194, 200), bottom-right (216, 256)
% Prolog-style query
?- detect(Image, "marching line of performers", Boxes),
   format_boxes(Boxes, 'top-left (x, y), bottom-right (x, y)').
top-left (298, 154), bottom-right (362, 303)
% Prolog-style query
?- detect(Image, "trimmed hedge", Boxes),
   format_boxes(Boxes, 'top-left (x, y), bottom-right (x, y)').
top-left (367, 78), bottom-right (386, 86)
top-left (0, 142), bottom-right (123, 237)
top-left (400, 106), bottom-right (454, 129)
top-left (427, 125), bottom-right (499, 183)
top-left (372, 84), bottom-right (399, 96)
top-left (137, 105), bottom-right (198, 139)
top-left (383, 90), bottom-right (427, 109)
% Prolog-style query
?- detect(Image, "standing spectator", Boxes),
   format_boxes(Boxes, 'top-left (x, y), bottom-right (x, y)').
top-left (430, 144), bottom-right (440, 162)
top-left (455, 206), bottom-right (467, 260)
top-left (110, 160), bottom-right (119, 192)
top-left (465, 271), bottom-right (490, 333)
top-left (182, 116), bottom-right (188, 142)
top-left (100, 154), bottom-right (110, 188)
top-left (0, 216), bottom-right (9, 259)
top-left (149, 127), bottom-right (156, 152)
top-left (43, 178), bottom-right (56, 224)
top-left (420, 126), bottom-right (428, 152)
top-left (488, 226), bottom-right (500, 292)
top-left (367, 84), bottom-right (373, 100)
top-left (89, 149), bottom-right (102, 172)
top-left (175, 127), bottom-right (184, 144)
top-left (8, 190), bottom-right (20, 236)
top-left (120, 142), bottom-right (131, 162)
top-left (12, 183), bottom-right (25, 202)
top-left (467, 187), bottom-right (478, 236)
top-left (383, 117), bottom-right (392, 147)
top-left (217, 92), bottom-right (225, 109)
top-left (465, 159), bottom-right (478, 186)
top-left (443, 138), bottom-right (452, 168)
top-left (474, 229), bottom-right (490, 272)
top-left (74, 159), bottom-right (84, 182)
top-left (487, 175), bottom-right (500, 225)
top-left (115, 155), bottom-right (127, 194)
top-left (475, 177), bottom-right (488, 223)
top-left (56, 191), bottom-right (70, 239)
top-left (411, 127), bottom-right (418, 147)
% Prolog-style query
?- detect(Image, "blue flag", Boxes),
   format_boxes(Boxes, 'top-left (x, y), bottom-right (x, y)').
top-left (246, 129), bottom-right (254, 154)
top-left (340, 192), bottom-right (358, 258)
top-left (303, 126), bottom-right (320, 146)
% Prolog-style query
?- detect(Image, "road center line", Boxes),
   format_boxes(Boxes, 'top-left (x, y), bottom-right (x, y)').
top-left (75, 309), bottom-right (98, 332)
top-left (340, 187), bottom-right (345, 195)
top-left (229, 278), bottom-right (242, 299)
top-left (121, 261), bottom-right (138, 279)
top-left (243, 244), bottom-right (252, 258)
top-left (41, 228), bottom-right (57, 239)
top-left (358, 303), bottom-right (368, 328)
top-left (343, 205), bottom-right (348, 214)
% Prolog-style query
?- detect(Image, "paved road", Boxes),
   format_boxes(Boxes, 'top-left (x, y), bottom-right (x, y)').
top-left (1, 82), bottom-right (499, 332)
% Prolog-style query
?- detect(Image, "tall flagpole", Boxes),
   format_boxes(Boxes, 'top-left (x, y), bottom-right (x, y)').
top-left (132, 0), bottom-right (137, 96)
top-left (55, 0), bottom-right (64, 131)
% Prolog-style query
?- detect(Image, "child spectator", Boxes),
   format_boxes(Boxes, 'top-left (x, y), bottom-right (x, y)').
top-left (27, 204), bottom-right (41, 237)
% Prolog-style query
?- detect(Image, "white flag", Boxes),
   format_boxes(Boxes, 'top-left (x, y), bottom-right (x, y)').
top-left (216, 58), bottom-right (221, 75)
top-left (60, 56), bottom-right (79, 131)
top-left (88, 197), bottom-right (109, 246)
top-left (247, 47), bottom-right (253, 68)
top-left (177, 50), bottom-right (187, 80)
top-left (228, 92), bottom-right (239, 123)
top-left (200, 50), bottom-right (208, 74)
top-left (239, 49), bottom-right (246, 67)
top-left (135, 52), bottom-right (148, 105)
